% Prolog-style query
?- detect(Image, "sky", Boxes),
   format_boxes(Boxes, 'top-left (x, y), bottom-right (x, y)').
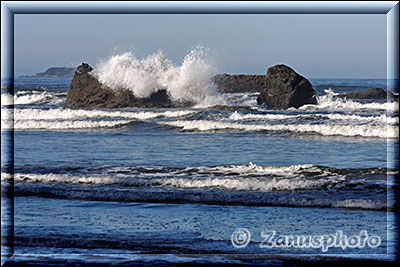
top-left (14, 14), bottom-right (387, 78)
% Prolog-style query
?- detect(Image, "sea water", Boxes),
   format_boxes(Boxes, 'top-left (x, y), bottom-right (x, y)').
top-left (1, 51), bottom-right (399, 265)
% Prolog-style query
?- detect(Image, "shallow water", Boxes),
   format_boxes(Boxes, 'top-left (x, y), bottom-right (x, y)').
top-left (10, 197), bottom-right (396, 256)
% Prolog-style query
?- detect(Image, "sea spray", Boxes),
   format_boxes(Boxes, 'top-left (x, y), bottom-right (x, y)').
top-left (92, 47), bottom-right (226, 107)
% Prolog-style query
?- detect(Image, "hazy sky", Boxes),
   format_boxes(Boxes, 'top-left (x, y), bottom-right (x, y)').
top-left (14, 14), bottom-right (387, 78)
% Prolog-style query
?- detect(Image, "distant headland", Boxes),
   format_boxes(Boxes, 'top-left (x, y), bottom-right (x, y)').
top-left (21, 67), bottom-right (75, 78)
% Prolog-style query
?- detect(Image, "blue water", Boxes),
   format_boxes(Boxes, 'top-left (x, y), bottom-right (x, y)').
top-left (9, 130), bottom-right (389, 170)
top-left (1, 77), bottom-right (398, 265)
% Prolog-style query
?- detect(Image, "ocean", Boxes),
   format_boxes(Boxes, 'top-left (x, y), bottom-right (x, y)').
top-left (1, 74), bottom-right (399, 265)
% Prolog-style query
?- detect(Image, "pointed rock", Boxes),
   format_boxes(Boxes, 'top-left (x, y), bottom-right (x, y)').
top-left (257, 64), bottom-right (317, 109)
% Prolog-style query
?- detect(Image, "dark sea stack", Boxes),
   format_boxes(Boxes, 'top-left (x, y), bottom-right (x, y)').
top-left (337, 88), bottom-right (391, 99)
top-left (66, 63), bottom-right (126, 108)
top-left (212, 74), bottom-right (265, 93)
top-left (66, 63), bottom-right (181, 109)
top-left (257, 65), bottom-right (317, 109)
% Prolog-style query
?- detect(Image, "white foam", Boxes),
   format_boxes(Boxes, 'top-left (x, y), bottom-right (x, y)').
top-left (332, 199), bottom-right (387, 210)
top-left (10, 163), bottom-right (327, 185)
top-left (10, 119), bottom-right (132, 130)
top-left (2, 107), bottom-right (197, 130)
top-left (300, 90), bottom-right (399, 112)
top-left (323, 89), bottom-right (340, 96)
top-left (223, 92), bottom-right (259, 106)
top-left (229, 111), bottom-right (294, 121)
top-left (10, 169), bottom-right (342, 192)
top-left (12, 173), bottom-right (119, 185)
top-left (160, 120), bottom-right (398, 138)
top-left (0, 107), bottom-right (13, 130)
top-left (229, 111), bottom-right (398, 125)
top-left (92, 47), bottom-right (226, 107)
top-left (156, 176), bottom-right (339, 191)
top-left (322, 113), bottom-right (398, 124)
top-left (11, 108), bottom-right (196, 121)
top-left (191, 162), bottom-right (325, 177)
top-left (1, 93), bottom-right (13, 106)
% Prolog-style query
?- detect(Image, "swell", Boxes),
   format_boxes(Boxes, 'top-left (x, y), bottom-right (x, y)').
top-left (3, 164), bottom-right (392, 210)
top-left (11, 184), bottom-right (389, 211)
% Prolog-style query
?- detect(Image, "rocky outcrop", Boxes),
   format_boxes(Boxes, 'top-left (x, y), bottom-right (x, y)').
top-left (337, 88), bottom-right (393, 99)
top-left (257, 65), bottom-right (317, 109)
top-left (212, 74), bottom-right (265, 93)
top-left (66, 63), bottom-right (188, 109)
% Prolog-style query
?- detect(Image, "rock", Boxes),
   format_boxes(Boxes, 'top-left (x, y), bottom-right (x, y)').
top-left (66, 63), bottom-right (188, 109)
top-left (208, 105), bottom-right (253, 112)
top-left (257, 65), bottom-right (317, 109)
top-left (393, 93), bottom-right (399, 102)
top-left (212, 74), bottom-right (265, 93)
top-left (337, 88), bottom-right (392, 99)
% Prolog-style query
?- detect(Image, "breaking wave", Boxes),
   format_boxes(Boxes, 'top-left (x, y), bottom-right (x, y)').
top-left (92, 47), bottom-right (226, 107)
top-left (229, 111), bottom-right (398, 124)
top-left (301, 89), bottom-right (399, 112)
top-left (12, 119), bottom-right (133, 130)
top-left (12, 108), bottom-right (195, 121)
top-left (1, 91), bottom-right (64, 106)
top-left (1, 108), bottom-right (196, 130)
top-left (4, 104), bottom-right (397, 137)
top-left (160, 119), bottom-right (398, 138)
